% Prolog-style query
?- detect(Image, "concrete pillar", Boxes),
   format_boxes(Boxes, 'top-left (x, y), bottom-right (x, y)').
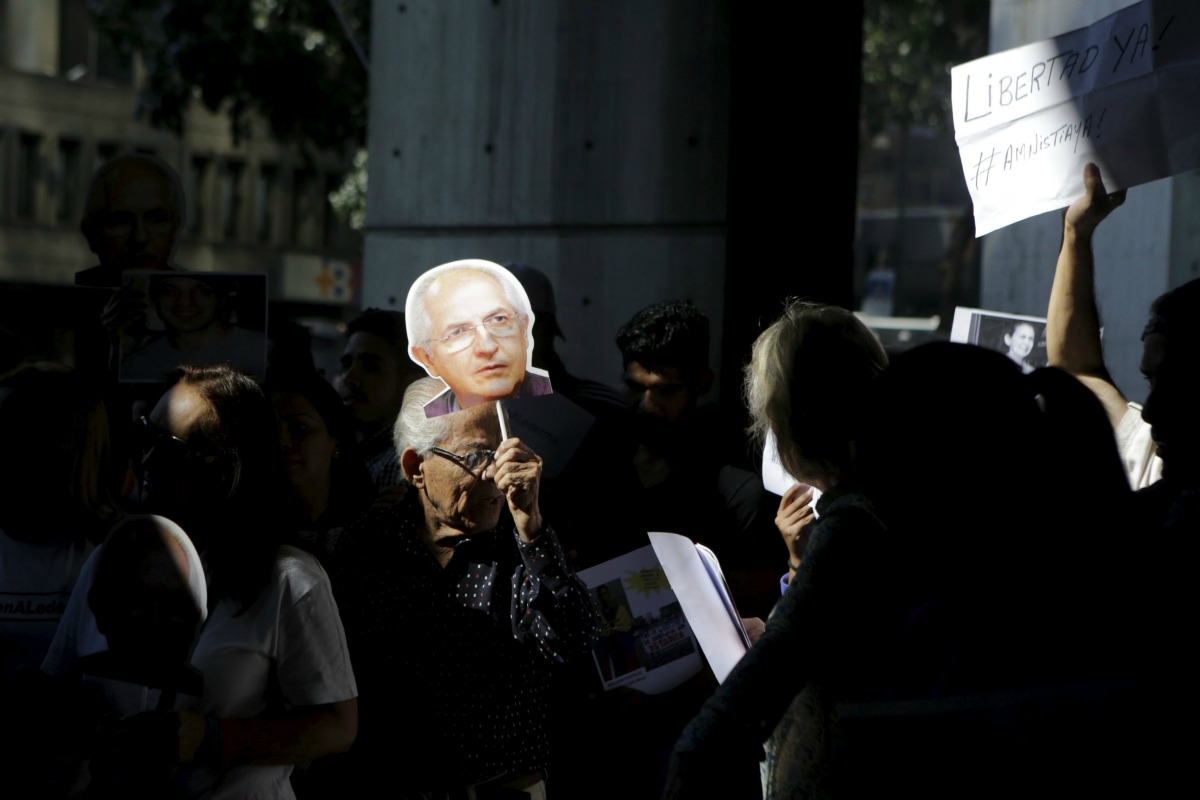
top-left (362, 0), bottom-right (730, 390)
top-left (4, 0), bottom-right (59, 75)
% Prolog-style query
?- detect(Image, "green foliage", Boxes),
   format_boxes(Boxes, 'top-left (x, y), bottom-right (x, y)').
top-left (328, 148), bottom-right (367, 230)
top-left (87, 0), bottom-right (370, 156)
top-left (860, 0), bottom-right (989, 136)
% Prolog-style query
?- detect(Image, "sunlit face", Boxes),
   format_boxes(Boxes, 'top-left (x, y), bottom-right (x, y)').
top-left (151, 277), bottom-right (220, 333)
top-left (1004, 323), bottom-right (1036, 361)
top-left (89, 167), bottom-right (179, 271)
top-left (411, 404), bottom-right (505, 536)
top-left (138, 383), bottom-right (228, 521)
top-left (335, 331), bottom-right (408, 427)
top-left (273, 392), bottom-right (337, 503)
top-left (412, 272), bottom-right (529, 408)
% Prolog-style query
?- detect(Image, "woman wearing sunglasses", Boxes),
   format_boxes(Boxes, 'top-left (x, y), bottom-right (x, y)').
top-left (44, 363), bottom-right (357, 799)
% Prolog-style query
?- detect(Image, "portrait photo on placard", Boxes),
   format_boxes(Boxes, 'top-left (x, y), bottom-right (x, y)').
top-left (949, 306), bottom-right (1048, 375)
top-left (405, 259), bottom-right (553, 418)
top-left (118, 271), bottom-right (268, 383)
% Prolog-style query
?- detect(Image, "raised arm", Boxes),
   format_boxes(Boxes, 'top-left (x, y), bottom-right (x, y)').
top-left (1046, 162), bottom-right (1128, 428)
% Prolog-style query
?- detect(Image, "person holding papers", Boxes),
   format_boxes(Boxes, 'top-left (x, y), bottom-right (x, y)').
top-left (326, 377), bottom-right (600, 797)
top-left (665, 300), bottom-right (890, 799)
top-left (665, 301), bottom-right (1134, 799)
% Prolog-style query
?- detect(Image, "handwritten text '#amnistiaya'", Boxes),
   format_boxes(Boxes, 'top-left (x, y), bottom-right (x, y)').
top-left (970, 110), bottom-right (1106, 190)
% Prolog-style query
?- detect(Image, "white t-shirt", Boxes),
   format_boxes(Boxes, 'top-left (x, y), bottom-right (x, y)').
top-left (1116, 402), bottom-right (1163, 491)
top-left (43, 545), bottom-right (357, 800)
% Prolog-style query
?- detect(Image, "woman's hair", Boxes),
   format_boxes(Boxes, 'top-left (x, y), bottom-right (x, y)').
top-left (172, 364), bottom-right (287, 608)
top-left (393, 377), bottom-right (454, 457)
top-left (0, 361), bottom-right (118, 542)
top-left (744, 300), bottom-right (888, 485)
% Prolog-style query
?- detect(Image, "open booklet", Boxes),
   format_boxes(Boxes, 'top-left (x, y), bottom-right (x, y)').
top-left (647, 532), bottom-right (751, 684)
top-left (576, 544), bottom-right (705, 694)
top-left (576, 534), bottom-right (754, 693)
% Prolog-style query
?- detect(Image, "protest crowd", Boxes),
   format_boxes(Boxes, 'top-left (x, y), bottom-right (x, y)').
top-left (0, 136), bottom-right (1188, 800)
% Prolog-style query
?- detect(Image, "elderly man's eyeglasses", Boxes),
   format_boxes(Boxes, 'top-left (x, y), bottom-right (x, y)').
top-left (429, 447), bottom-right (496, 474)
top-left (429, 313), bottom-right (524, 354)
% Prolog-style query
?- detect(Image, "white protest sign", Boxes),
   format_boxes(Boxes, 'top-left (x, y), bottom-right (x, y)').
top-left (951, 0), bottom-right (1200, 236)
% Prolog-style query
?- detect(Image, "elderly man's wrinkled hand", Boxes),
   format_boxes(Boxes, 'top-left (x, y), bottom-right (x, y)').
top-left (487, 437), bottom-right (544, 539)
top-left (1063, 162), bottom-right (1126, 238)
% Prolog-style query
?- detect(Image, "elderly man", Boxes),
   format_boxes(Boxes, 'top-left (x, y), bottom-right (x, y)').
top-left (76, 154), bottom-right (185, 288)
top-left (326, 377), bottom-right (599, 796)
top-left (406, 259), bottom-right (552, 418)
top-left (72, 154), bottom-right (188, 379)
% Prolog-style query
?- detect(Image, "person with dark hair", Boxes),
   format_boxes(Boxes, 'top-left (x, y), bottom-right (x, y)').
top-left (562, 301), bottom-right (780, 799)
top-left (1, 362), bottom-right (123, 797)
top-left (334, 308), bottom-right (425, 497)
top-left (1047, 161), bottom-right (1200, 494)
top-left (120, 274), bottom-right (266, 382)
top-left (1048, 164), bottom-right (1198, 793)
top-left (615, 300), bottom-right (778, 615)
top-left (43, 364), bottom-right (358, 799)
top-left (269, 370), bottom-right (374, 562)
top-left (616, 300), bottom-right (713, 439)
top-left (0, 362), bottom-right (118, 680)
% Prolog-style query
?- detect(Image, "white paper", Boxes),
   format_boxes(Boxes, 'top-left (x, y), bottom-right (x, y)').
top-left (647, 531), bottom-right (748, 684)
top-left (951, 0), bottom-right (1200, 236)
top-left (761, 429), bottom-right (822, 513)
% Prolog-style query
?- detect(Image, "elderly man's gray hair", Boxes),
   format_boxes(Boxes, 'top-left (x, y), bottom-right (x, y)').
top-left (404, 259), bottom-right (534, 348)
top-left (393, 377), bottom-right (454, 456)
